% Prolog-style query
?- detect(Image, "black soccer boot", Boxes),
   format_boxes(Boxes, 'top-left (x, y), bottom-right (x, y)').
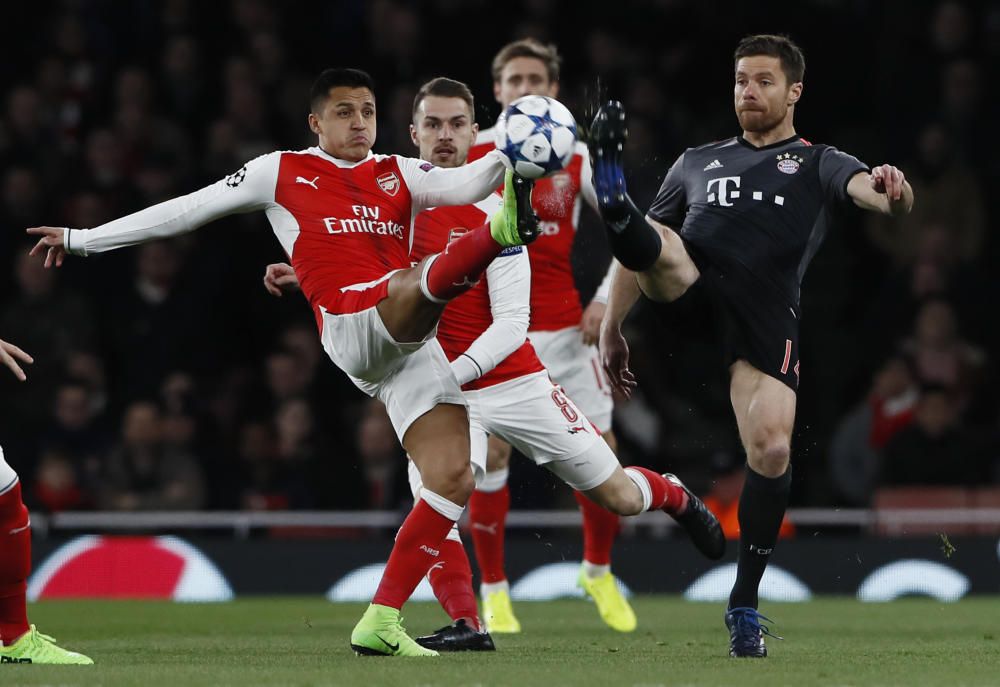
top-left (664, 473), bottom-right (726, 560)
top-left (415, 619), bottom-right (497, 652)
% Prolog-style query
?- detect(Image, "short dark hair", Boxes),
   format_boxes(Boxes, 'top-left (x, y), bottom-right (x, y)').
top-left (734, 34), bottom-right (805, 85)
top-left (412, 77), bottom-right (475, 120)
top-left (491, 38), bottom-right (561, 84)
top-left (309, 68), bottom-right (375, 113)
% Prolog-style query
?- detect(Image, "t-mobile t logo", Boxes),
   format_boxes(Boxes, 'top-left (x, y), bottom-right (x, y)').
top-left (706, 176), bottom-right (741, 206)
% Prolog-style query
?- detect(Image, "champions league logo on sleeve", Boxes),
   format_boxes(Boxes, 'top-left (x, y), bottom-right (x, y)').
top-left (225, 165), bottom-right (247, 187)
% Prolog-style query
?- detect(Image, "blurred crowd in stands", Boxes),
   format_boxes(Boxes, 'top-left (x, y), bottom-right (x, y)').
top-left (0, 0), bottom-right (997, 514)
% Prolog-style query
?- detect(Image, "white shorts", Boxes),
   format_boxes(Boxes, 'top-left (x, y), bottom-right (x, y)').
top-left (319, 305), bottom-right (466, 442)
top-left (529, 326), bottom-right (613, 432)
top-left (466, 371), bottom-right (618, 491)
top-left (0, 445), bottom-right (17, 495)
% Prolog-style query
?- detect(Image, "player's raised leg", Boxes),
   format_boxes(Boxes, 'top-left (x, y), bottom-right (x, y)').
top-left (377, 170), bottom-right (539, 343)
top-left (724, 360), bottom-right (794, 658)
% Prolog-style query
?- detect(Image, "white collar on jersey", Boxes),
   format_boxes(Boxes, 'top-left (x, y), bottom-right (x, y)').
top-left (308, 146), bottom-right (375, 168)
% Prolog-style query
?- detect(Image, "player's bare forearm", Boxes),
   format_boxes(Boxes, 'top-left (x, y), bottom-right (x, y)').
top-left (601, 262), bottom-right (641, 334)
top-left (848, 165), bottom-right (913, 217)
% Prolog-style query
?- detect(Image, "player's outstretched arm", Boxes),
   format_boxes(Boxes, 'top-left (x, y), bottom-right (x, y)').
top-left (27, 153), bottom-right (278, 265)
top-left (847, 164), bottom-right (913, 217)
top-left (588, 101), bottom-right (663, 272)
top-left (262, 262), bottom-right (300, 297)
top-left (0, 338), bottom-right (33, 382)
top-left (598, 262), bottom-right (641, 397)
top-left (405, 150), bottom-right (507, 211)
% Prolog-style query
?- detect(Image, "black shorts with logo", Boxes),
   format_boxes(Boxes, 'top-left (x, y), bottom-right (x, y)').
top-left (683, 239), bottom-right (801, 392)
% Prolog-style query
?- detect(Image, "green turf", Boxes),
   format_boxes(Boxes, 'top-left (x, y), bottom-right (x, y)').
top-left (6, 596), bottom-right (999, 686)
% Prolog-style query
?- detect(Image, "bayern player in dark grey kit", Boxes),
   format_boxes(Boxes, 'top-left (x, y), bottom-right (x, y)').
top-left (590, 34), bottom-right (913, 657)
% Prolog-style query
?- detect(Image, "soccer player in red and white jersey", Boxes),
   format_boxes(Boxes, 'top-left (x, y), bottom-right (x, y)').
top-left (265, 77), bottom-right (725, 651)
top-left (464, 38), bottom-right (629, 633)
top-left (0, 338), bottom-right (92, 664)
top-left (26, 68), bottom-right (539, 658)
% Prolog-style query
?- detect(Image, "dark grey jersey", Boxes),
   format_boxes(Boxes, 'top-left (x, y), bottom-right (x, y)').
top-left (648, 135), bottom-right (868, 307)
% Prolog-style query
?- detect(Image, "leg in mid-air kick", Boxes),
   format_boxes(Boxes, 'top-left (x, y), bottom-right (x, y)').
top-left (590, 101), bottom-right (791, 658)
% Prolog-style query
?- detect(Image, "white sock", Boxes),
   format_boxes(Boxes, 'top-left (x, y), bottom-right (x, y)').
top-left (582, 561), bottom-right (611, 579)
top-left (480, 579), bottom-right (510, 598)
top-left (477, 467), bottom-right (509, 493)
top-left (624, 467), bottom-right (653, 512)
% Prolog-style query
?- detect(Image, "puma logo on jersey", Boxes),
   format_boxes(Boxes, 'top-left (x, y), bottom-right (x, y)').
top-left (703, 159), bottom-right (723, 171)
top-left (295, 176), bottom-right (319, 189)
top-left (471, 522), bottom-right (498, 535)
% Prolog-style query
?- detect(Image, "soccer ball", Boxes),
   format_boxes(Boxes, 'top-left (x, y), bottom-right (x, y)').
top-left (495, 95), bottom-right (578, 179)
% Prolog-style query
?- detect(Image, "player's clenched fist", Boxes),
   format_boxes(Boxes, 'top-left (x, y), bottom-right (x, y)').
top-left (263, 262), bottom-right (300, 297)
top-left (869, 164), bottom-right (906, 201)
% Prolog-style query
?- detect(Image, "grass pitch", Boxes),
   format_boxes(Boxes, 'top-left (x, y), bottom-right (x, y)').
top-left (7, 596), bottom-right (999, 686)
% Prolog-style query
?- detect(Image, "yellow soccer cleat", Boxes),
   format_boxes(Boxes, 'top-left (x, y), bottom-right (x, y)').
top-left (0, 625), bottom-right (93, 664)
top-left (578, 570), bottom-right (638, 633)
top-left (350, 604), bottom-right (439, 657)
top-left (482, 588), bottom-right (521, 634)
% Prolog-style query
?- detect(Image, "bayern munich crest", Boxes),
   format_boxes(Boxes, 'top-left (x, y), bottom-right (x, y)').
top-left (776, 153), bottom-right (804, 174)
top-left (376, 172), bottom-right (400, 196)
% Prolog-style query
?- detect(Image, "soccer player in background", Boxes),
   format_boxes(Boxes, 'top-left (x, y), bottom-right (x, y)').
top-left (590, 35), bottom-right (913, 657)
top-left (464, 38), bottom-right (631, 635)
top-left (265, 77), bottom-right (724, 651)
top-left (0, 337), bottom-right (92, 664)
top-left (27, 67), bottom-right (538, 658)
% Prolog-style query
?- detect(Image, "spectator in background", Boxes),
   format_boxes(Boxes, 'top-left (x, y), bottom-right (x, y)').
top-left (99, 401), bottom-right (205, 510)
top-left (0, 249), bottom-right (97, 428)
top-left (32, 445), bottom-right (87, 512)
top-left (901, 297), bottom-right (986, 406)
top-left (829, 355), bottom-right (919, 505)
top-left (866, 123), bottom-right (985, 267)
top-left (881, 385), bottom-right (983, 486)
top-left (353, 399), bottom-right (408, 511)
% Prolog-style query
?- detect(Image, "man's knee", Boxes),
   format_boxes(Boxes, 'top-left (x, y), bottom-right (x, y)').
top-left (423, 460), bottom-right (475, 505)
top-left (486, 440), bottom-right (512, 471)
top-left (747, 436), bottom-right (791, 477)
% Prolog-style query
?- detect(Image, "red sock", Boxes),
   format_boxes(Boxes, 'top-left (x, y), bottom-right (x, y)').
top-left (372, 499), bottom-right (456, 610)
top-left (423, 224), bottom-right (503, 301)
top-left (427, 538), bottom-right (480, 631)
top-left (574, 490), bottom-right (620, 566)
top-left (0, 481), bottom-right (30, 645)
top-left (468, 485), bottom-right (509, 584)
top-left (625, 467), bottom-right (689, 514)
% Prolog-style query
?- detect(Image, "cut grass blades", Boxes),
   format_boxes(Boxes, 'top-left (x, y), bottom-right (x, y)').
top-left (7, 596), bottom-right (1000, 687)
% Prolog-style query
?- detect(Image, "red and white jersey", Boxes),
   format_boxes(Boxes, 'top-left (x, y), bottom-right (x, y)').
top-left (410, 197), bottom-right (544, 390)
top-left (470, 128), bottom-right (601, 331)
top-left (64, 147), bottom-right (507, 333)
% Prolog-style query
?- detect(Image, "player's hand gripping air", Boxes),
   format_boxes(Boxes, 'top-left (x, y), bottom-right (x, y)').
top-left (0, 338), bottom-right (33, 382)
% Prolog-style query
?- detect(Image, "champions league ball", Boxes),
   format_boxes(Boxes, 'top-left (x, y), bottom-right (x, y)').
top-left (495, 95), bottom-right (578, 179)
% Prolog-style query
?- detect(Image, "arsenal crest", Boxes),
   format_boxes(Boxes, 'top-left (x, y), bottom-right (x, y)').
top-left (377, 172), bottom-right (400, 196)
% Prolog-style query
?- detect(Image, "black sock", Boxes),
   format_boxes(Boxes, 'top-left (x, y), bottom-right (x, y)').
top-left (728, 464), bottom-right (792, 610)
top-left (602, 196), bottom-right (662, 272)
